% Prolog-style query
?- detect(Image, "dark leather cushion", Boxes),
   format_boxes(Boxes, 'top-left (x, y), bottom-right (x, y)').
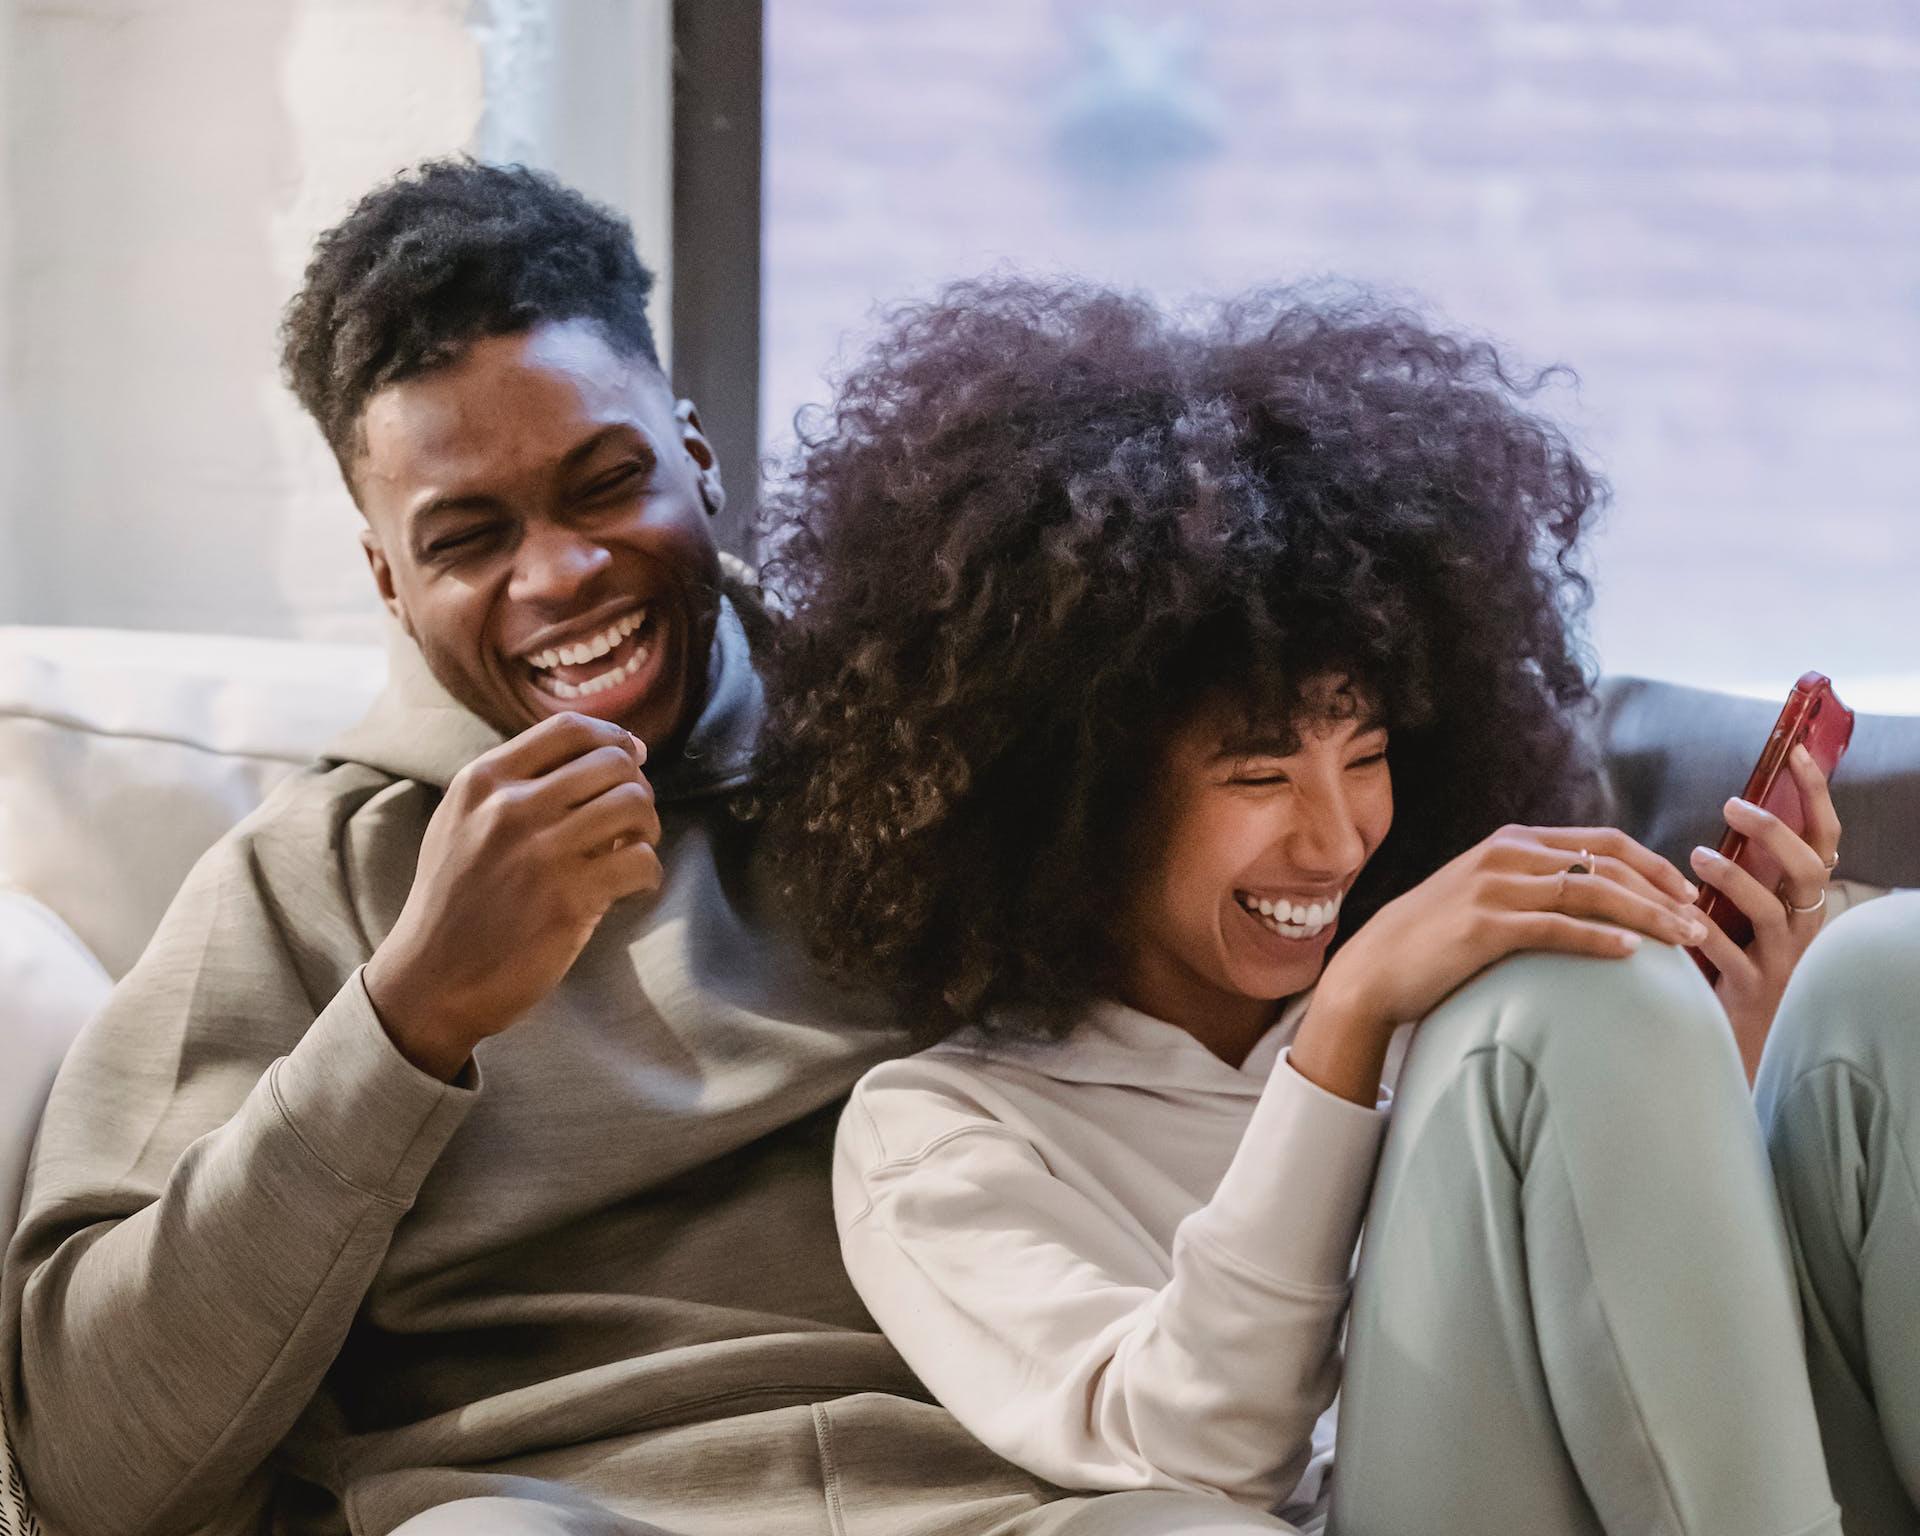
top-left (1594, 676), bottom-right (1920, 892)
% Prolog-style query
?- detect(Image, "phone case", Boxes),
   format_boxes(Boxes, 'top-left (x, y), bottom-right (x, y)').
top-left (1691, 671), bottom-right (1854, 984)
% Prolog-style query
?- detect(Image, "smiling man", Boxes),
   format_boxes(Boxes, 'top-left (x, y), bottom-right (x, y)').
top-left (0, 163), bottom-right (1276, 1536)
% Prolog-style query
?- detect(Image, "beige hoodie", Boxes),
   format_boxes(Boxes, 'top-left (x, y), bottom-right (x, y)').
top-left (2, 597), bottom-right (1051, 1536)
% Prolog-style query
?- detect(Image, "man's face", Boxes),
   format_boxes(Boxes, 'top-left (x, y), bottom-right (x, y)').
top-left (355, 318), bottom-right (724, 749)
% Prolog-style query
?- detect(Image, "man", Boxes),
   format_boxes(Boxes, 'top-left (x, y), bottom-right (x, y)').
top-left (1, 164), bottom-right (1293, 1536)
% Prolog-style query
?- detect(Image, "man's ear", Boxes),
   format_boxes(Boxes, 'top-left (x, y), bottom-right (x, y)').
top-left (675, 399), bottom-right (726, 520)
top-left (360, 527), bottom-right (416, 640)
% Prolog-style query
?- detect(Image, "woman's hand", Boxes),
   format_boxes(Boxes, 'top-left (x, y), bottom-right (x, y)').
top-left (1688, 744), bottom-right (1843, 1084)
top-left (1292, 825), bottom-right (1705, 1106)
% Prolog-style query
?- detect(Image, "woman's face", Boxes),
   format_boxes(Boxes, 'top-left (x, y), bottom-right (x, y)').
top-left (1116, 682), bottom-right (1394, 1049)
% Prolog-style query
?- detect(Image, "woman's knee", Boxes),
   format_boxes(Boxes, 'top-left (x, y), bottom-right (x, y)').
top-left (1760, 890), bottom-right (1920, 1098)
top-left (1426, 937), bottom-right (1736, 1087)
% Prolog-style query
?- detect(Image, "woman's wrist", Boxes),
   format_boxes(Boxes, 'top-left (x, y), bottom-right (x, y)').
top-left (1290, 976), bottom-right (1394, 1107)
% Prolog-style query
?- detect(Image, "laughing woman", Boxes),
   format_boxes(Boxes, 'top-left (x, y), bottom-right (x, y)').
top-left (753, 280), bottom-right (1848, 1536)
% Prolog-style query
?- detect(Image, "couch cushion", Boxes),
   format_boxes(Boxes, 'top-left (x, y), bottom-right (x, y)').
top-left (0, 627), bottom-right (385, 979)
top-left (1595, 676), bottom-right (1920, 891)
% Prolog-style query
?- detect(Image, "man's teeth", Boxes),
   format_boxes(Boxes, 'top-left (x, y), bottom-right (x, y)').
top-left (529, 610), bottom-right (644, 672)
top-left (1235, 890), bottom-right (1343, 936)
top-left (546, 646), bottom-right (649, 700)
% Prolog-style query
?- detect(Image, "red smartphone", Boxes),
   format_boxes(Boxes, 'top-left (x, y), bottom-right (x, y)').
top-left (1690, 671), bottom-right (1853, 985)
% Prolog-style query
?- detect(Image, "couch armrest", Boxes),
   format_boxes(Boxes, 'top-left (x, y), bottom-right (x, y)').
top-left (0, 897), bottom-right (109, 1533)
top-left (0, 890), bottom-right (110, 1237)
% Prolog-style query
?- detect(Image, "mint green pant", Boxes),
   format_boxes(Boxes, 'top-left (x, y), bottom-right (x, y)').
top-left (1332, 939), bottom-right (1842, 1536)
top-left (1756, 890), bottom-right (1920, 1535)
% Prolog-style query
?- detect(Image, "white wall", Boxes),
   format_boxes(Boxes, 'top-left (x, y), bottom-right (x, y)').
top-left (0, 0), bottom-right (17, 627)
top-left (0, 0), bottom-right (673, 643)
top-left (472, 0), bottom-right (675, 364)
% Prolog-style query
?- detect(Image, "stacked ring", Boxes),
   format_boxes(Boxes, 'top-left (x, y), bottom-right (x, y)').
top-left (1783, 844), bottom-right (1841, 915)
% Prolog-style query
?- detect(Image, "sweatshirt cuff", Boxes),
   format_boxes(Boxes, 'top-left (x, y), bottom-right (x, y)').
top-left (269, 968), bottom-right (479, 1202)
top-left (1192, 1050), bottom-right (1388, 1289)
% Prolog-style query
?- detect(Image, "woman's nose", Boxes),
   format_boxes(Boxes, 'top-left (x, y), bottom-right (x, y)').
top-left (510, 525), bottom-right (611, 604)
top-left (1291, 784), bottom-right (1368, 876)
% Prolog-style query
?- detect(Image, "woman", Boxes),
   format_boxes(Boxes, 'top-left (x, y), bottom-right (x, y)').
top-left (754, 278), bottom-right (1849, 1534)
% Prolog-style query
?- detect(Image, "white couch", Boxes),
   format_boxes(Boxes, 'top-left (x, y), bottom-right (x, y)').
top-left (0, 627), bottom-right (389, 1536)
top-left (0, 626), bottom-right (387, 1219)
top-left (0, 623), bottom-right (1915, 1533)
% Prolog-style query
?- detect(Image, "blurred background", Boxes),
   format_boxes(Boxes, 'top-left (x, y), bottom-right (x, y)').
top-left (2, 0), bottom-right (1915, 707)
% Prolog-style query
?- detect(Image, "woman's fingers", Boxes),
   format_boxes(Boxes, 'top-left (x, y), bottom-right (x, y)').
top-left (1720, 794), bottom-right (1828, 904)
top-left (1515, 842), bottom-right (1686, 915)
top-left (1492, 870), bottom-right (1708, 948)
top-left (1785, 743), bottom-right (1844, 867)
top-left (1533, 826), bottom-right (1697, 905)
top-left (1501, 908), bottom-right (1649, 959)
top-left (1690, 842), bottom-right (1792, 942)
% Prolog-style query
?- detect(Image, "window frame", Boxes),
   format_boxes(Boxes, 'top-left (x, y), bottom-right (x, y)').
top-left (670, 0), bottom-right (764, 555)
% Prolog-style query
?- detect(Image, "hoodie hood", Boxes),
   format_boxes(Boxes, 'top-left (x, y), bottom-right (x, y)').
top-left (930, 990), bottom-right (1317, 1096)
top-left (323, 595), bottom-right (764, 802)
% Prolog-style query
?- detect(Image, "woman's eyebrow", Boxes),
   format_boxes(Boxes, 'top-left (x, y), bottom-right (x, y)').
top-left (1213, 714), bottom-right (1388, 759)
top-left (1214, 732), bottom-right (1300, 759)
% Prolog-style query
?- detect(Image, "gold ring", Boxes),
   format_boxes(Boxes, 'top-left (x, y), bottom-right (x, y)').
top-left (1782, 888), bottom-right (1827, 917)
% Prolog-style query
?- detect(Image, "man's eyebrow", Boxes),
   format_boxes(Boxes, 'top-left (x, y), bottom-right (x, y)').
top-left (404, 428), bottom-right (657, 534)
top-left (407, 492), bottom-right (505, 535)
top-left (560, 423), bottom-right (654, 475)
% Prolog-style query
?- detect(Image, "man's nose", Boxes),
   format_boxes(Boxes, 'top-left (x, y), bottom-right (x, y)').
top-left (509, 525), bottom-right (611, 605)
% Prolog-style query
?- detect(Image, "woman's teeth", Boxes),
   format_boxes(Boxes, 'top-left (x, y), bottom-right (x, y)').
top-left (1235, 889), bottom-right (1343, 938)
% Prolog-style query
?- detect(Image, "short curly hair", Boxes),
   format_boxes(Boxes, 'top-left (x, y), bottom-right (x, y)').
top-left (281, 158), bottom-right (660, 481)
top-left (753, 278), bottom-right (1612, 1039)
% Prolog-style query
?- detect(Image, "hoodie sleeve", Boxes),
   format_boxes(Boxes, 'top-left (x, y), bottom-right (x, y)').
top-left (0, 777), bottom-right (477, 1536)
top-left (834, 1053), bottom-right (1386, 1509)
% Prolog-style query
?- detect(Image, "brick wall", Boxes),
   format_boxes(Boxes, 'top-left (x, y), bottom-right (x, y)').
top-left (763, 0), bottom-right (1920, 703)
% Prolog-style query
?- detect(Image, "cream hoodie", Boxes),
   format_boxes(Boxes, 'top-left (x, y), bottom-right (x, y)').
top-left (835, 994), bottom-right (1390, 1522)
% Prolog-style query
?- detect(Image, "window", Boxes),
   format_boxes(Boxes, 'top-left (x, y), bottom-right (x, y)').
top-left (753, 1), bottom-right (1920, 709)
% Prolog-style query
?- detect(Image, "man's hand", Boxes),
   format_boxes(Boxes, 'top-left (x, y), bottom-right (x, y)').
top-left (363, 712), bottom-right (664, 1079)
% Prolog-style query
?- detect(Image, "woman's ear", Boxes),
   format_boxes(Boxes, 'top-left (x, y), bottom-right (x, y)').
top-left (675, 399), bottom-right (726, 520)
